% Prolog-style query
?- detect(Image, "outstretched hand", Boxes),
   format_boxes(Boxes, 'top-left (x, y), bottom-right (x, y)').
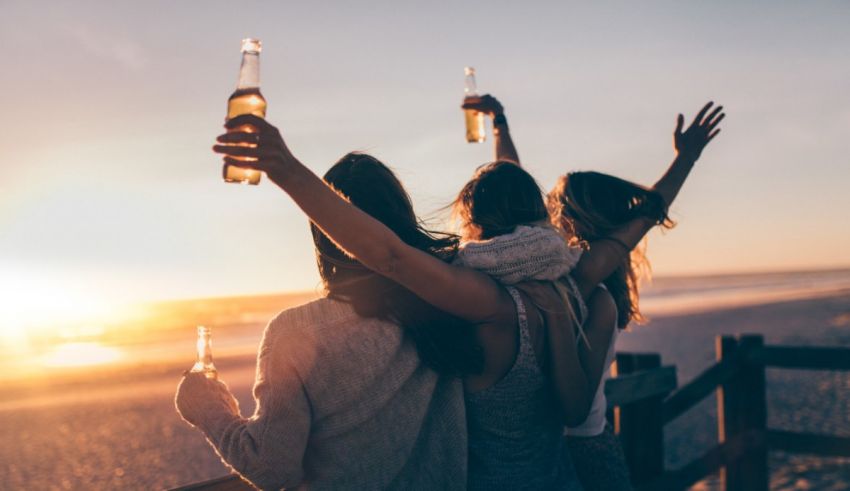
top-left (461, 94), bottom-right (504, 117)
top-left (674, 102), bottom-right (725, 161)
top-left (213, 115), bottom-right (294, 182)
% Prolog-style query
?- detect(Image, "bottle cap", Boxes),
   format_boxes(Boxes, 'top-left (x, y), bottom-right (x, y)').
top-left (241, 38), bottom-right (262, 54)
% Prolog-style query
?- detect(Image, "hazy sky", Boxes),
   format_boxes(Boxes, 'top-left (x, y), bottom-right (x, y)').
top-left (1, 1), bottom-right (849, 317)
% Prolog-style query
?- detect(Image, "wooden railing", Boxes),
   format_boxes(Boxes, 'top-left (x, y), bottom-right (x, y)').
top-left (615, 335), bottom-right (850, 491)
top-left (170, 335), bottom-right (850, 491)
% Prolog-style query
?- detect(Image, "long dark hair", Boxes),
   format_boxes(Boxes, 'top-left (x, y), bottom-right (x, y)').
top-left (312, 152), bottom-right (483, 376)
top-left (548, 171), bottom-right (674, 328)
top-left (452, 161), bottom-right (549, 240)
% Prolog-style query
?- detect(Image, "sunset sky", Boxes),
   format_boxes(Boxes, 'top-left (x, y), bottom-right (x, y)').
top-left (2, 1), bottom-right (849, 327)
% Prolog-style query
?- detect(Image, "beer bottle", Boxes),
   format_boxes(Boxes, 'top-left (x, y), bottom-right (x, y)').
top-left (463, 67), bottom-right (485, 143)
top-left (191, 325), bottom-right (218, 379)
top-left (223, 38), bottom-right (267, 185)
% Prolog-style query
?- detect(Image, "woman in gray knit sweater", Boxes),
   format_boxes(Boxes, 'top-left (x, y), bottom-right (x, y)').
top-left (211, 99), bottom-right (722, 489)
top-left (176, 154), bottom-right (482, 490)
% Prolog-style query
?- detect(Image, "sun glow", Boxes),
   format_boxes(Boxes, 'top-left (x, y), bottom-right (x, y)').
top-left (0, 270), bottom-right (115, 341)
top-left (40, 342), bottom-right (123, 368)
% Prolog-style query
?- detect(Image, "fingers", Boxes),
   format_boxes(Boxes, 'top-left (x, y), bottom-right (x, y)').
top-left (707, 128), bottom-right (722, 143)
top-left (706, 112), bottom-right (725, 132)
top-left (675, 114), bottom-right (684, 135)
top-left (214, 144), bottom-right (259, 157)
top-left (703, 105), bottom-right (723, 126)
top-left (461, 95), bottom-right (483, 108)
top-left (462, 94), bottom-right (502, 114)
top-left (225, 114), bottom-right (271, 132)
top-left (217, 132), bottom-right (259, 144)
top-left (691, 101), bottom-right (713, 127)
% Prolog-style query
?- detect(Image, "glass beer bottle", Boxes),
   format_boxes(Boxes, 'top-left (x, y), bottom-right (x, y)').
top-left (191, 325), bottom-right (218, 379)
top-left (463, 66), bottom-right (485, 143)
top-left (223, 38), bottom-right (267, 185)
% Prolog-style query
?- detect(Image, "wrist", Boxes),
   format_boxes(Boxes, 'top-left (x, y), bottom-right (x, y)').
top-left (266, 153), bottom-right (299, 186)
top-left (674, 150), bottom-right (698, 165)
top-left (492, 113), bottom-right (508, 133)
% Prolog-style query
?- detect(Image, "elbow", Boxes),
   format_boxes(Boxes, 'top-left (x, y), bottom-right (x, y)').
top-left (247, 467), bottom-right (304, 491)
top-left (360, 236), bottom-right (404, 279)
top-left (224, 455), bottom-right (305, 491)
top-left (214, 423), bottom-right (306, 490)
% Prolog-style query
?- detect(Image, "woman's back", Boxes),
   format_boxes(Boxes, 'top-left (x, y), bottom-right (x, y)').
top-left (466, 286), bottom-right (578, 490)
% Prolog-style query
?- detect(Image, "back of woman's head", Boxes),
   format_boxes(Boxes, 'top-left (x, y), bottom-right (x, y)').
top-left (548, 171), bottom-right (675, 328)
top-left (548, 171), bottom-right (672, 239)
top-left (312, 152), bottom-right (482, 376)
top-left (453, 161), bottom-right (548, 240)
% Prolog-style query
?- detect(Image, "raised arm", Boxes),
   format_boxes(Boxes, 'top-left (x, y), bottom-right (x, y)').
top-left (213, 115), bottom-right (511, 323)
top-left (571, 102), bottom-right (725, 298)
top-left (462, 94), bottom-right (520, 165)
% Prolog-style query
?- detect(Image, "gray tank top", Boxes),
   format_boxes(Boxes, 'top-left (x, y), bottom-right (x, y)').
top-left (466, 286), bottom-right (581, 490)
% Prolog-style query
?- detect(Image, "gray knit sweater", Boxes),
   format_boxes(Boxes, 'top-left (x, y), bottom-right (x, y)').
top-left (187, 297), bottom-right (467, 490)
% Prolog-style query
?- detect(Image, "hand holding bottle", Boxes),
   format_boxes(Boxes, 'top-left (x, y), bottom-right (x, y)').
top-left (461, 94), bottom-right (504, 119)
top-left (213, 114), bottom-right (296, 185)
top-left (175, 372), bottom-right (240, 427)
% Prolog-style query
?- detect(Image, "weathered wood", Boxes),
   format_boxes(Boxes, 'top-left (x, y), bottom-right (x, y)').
top-left (662, 356), bottom-right (741, 424)
top-left (753, 345), bottom-right (850, 371)
top-left (613, 353), bottom-right (667, 487)
top-left (638, 430), bottom-right (764, 491)
top-left (717, 335), bottom-right (768, 491)
top-left (605, 365), bottom-right (677, 408)
top-left (767, 430), bottom-right (850, 457)
top-left (169, 474), bottom-right (253, 491)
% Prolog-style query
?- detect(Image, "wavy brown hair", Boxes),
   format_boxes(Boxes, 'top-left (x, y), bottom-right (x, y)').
top-left (452, 161), bottom-right (549, 241)
top-left (548, 171), bottom-right (675, 329)
top-left (312, 152), bottom-right (483, 376)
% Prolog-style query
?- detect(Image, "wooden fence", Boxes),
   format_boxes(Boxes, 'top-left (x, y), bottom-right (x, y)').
top-left (171, 334), bottom-right (850, 491)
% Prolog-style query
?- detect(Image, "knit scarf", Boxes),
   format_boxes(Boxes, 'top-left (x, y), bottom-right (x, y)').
top-left (454, 225), bottom-right (583, 285)
top-left (455, 224), bottom-right (590, 347)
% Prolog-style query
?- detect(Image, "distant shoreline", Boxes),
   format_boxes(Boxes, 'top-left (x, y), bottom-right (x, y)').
top-left (4, 286), bottom-right (848, 395)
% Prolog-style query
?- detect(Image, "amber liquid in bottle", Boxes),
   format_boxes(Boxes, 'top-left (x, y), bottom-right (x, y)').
top-left (223, 38), bottom-right (265, 185)
top-left (464, 108), bottom-right (485, 143)
top-left (463, 66), bottom-right (485, 143)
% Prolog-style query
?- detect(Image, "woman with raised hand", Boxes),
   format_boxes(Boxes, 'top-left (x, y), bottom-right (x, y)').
top-left (458, 97), bottom-right (724, 490)
top-left (211, 99), bottom-right (723, 490)
top-left (175, 153), bottom-right (478, 490)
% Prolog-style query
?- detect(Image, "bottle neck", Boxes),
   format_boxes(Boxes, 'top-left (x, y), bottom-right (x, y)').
top-left (464, 74), bottom-right (478, 96)
top-left (237, 52), bottom-right (261, 89)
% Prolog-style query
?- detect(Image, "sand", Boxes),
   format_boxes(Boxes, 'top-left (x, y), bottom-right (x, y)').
top-left (1, 292), bottom-right (848, 490)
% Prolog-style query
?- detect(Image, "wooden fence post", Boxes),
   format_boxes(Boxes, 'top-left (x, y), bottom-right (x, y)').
top-left (613, 352), bottom-right (665, 487)
top-left (717, 335), bottom-right (768, 491)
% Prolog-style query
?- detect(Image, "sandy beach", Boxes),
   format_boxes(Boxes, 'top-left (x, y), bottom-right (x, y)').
top-left (1, 289), bottom-right (848, 490)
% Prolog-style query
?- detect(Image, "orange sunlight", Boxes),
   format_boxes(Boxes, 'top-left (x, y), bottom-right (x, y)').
top-left (0, 272), bottom-right (115, 340)
top-left (40, 342), bottom-right (124, 368)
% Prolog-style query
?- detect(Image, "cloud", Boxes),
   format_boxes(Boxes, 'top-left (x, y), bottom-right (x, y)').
top-left (65, 24), bottom-right (147, 72)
